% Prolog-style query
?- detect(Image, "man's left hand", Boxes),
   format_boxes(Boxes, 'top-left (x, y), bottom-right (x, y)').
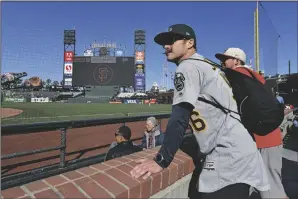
top-left (130, 158), bottom-right (163, 180)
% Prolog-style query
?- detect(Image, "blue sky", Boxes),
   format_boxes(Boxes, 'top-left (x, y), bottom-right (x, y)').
top-left (1, 1), bottom-right (297, 90)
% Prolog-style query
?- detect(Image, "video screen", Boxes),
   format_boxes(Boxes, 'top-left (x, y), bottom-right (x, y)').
top-left (72, 57), bottom-right (135, 86)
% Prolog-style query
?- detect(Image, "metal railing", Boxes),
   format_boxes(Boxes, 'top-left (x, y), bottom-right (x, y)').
top-left (1, 113), bottom-right (171, 190)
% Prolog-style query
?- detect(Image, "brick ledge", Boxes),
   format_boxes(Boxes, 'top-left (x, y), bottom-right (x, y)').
top-left (150, 173), bottom-right (192, 198)
top-left (1, 146), bottom-right (194, 199)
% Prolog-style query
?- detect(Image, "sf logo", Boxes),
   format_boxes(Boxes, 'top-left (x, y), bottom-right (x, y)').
top-left (93, 65), bottom-right (113, 84)
top-left (98, 68), bottom-right (109, 83)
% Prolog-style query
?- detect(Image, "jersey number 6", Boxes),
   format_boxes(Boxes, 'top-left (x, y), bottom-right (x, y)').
top-left (189, 111), bottom-right (207, 133)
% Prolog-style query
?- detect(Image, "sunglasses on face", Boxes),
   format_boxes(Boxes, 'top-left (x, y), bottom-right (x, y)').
top-left (221, 57), bottom-right (235, 66)
top-left (115, 133), bottom-right (123, 137)
top-left (163, 36), bottom-right (188, 46)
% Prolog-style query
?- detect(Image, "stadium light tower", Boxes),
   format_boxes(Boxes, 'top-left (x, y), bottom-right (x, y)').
top-left (63, 30), bottom-right (76, 88)
top-left (134, 30), bottom-right (146, 93)
top-left (64, 30), bottom-right (76, 55)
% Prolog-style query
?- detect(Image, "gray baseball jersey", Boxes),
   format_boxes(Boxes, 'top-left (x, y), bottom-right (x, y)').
top-left (173, 53), bottom-right (270, 193)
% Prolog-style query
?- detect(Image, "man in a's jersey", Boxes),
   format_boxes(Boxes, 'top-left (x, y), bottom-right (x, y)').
top-left (215, 47), bottom-right (288, 199)
top-left (130, 24), bottom-right (269, 199)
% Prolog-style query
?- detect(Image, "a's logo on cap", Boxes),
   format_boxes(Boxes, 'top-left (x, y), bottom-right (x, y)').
top-left (169, 27), bottom-right (172, 31)
top-left (186, 32), bottom-right (190, 35)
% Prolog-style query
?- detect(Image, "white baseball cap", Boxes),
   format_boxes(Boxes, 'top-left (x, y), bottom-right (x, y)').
top-left (215, 47), bottom-right (246, 64)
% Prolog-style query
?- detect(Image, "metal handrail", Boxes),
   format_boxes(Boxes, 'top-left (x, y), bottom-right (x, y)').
top-left (2, 113), bottom-right (171, 135)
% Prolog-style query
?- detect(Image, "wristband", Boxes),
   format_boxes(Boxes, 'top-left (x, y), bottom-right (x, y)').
top-left (154, 152), bottom-right (168, 168)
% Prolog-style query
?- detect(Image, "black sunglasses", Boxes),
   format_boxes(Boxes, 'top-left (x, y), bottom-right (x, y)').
top-left (163, 36), bottom-right (188, 46)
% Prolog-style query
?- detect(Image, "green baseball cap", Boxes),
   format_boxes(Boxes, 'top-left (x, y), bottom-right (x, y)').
top-left (154, 24), bottom-right (196, 46)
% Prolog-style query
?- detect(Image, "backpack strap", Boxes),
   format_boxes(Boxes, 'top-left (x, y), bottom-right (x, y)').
top-left (180, 57), bottom-right (239, 114)
top-left (197, 96), bottom-right (229, 114)
top-left (181, 57), bottom-right (222, 68)
top-left (198, 95), bottom-right (241, 116)
top-left (180, 57), bottom-right (242, 122)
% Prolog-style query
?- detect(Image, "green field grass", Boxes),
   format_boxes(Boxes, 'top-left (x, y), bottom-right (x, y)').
top-left (1, 103), bottom-right (172, 125)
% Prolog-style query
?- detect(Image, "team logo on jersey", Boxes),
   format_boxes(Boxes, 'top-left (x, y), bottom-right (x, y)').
top-left (204, 161), bottom-right (215, 171)
top-left (174, 72), bottom-right (185, 91)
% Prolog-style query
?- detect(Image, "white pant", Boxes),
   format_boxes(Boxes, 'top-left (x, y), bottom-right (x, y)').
top-left (258, 145), bottom-right (287, 199)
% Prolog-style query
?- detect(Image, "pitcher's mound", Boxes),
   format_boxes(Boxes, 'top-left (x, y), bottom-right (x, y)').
top-left (1, 108), bottom-right (23, 119)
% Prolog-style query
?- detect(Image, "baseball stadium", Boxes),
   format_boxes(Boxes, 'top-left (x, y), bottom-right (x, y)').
top-left (1, 29), bottom-right (174, 124)
top-left (1, 1), bottom-right (298, 198)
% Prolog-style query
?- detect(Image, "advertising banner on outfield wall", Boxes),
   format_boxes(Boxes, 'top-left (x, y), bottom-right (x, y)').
top-left (135, 74), bottom-right (145, 91)
top-left (123, 99), bottom-right (140, 104)
top-left (4, 97), bottom-right (25, 103)
top-left (109, 101), bottom-right (122, 104)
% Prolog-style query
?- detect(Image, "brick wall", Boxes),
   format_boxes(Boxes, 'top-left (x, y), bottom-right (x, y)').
top-left (1, 147), bottom-right (194, 199)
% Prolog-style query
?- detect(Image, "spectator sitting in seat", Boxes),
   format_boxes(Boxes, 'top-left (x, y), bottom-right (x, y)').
top-left (140, 117), bottom-right (164, 150)
top-left (276, 92), bottom-right (285, 104)
top-left (105, 126), bottom-right (142, 161)
top-left (108, 127), bottom-right (138, 149)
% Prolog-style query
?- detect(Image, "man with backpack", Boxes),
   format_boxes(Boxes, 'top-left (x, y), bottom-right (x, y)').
top-left (130, 24), bottom-right (269, 199)
top-left (215, 47), bottom-right (287, 199)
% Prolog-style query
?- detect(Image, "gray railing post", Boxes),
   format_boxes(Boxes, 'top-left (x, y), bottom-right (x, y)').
top-left (60, 128), bottom-right (67, 168)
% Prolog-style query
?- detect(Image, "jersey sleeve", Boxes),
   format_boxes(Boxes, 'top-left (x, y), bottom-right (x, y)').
top-left (172, 62), bottom-right (203, 107)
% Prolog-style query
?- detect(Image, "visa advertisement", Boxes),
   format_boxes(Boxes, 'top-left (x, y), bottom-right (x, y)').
top-left (123, 99), bottom-right (141, 104)
top-left (135, 74), bottom-right (145, 91)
